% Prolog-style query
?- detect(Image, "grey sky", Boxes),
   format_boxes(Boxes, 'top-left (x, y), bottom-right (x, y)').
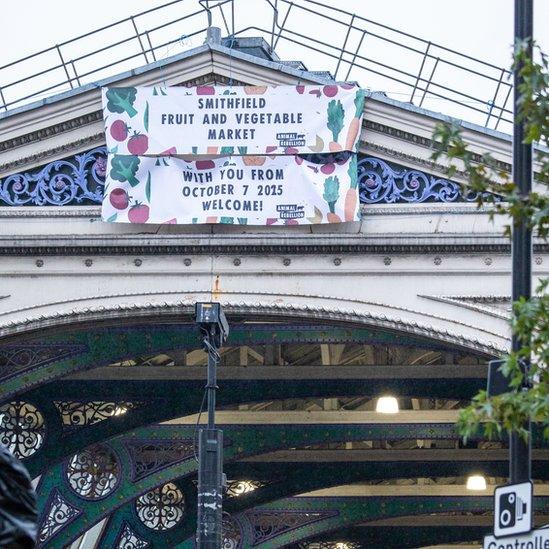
top-left (1, 0), bottom-right (548, 130)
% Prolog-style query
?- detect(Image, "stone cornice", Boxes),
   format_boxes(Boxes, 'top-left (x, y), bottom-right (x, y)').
top-left (0, 235), bottom-right (546, 255)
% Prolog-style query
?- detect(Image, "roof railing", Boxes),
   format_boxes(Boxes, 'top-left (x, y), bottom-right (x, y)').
top-left (0, 0), bottom-right (514, 133)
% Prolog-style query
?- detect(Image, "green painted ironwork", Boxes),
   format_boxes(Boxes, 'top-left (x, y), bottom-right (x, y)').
top-left (36, 421), bottom-right (481, 546)
top-left (0, 321), bottom-right (484, 402)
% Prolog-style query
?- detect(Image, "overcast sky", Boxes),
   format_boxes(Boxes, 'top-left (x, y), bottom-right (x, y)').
top-left (1, 0), bottom-right (548, 130)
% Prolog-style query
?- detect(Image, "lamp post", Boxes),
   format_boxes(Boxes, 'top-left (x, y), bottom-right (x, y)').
top-left (195, 302), bottom-right (229, 547)
top-left (509, 0), bottom-right (533, 484)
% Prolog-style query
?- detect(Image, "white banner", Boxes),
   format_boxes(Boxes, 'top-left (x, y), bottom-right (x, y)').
top-left (102, 85), bottom-right (365, 156)
top-left (102, 153), bottom-right (359, 225)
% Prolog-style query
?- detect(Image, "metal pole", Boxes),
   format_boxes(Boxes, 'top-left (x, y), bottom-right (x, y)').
top-left (206, 325), bottom-right (217, 429)
top-left (196, 325), bottom-right (223, 548)
top-left (509, 0), bottom-right (533, 484)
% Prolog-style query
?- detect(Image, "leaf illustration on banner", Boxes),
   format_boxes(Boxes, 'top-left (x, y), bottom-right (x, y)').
top-left (237, 218), bottom-right (248, 225)
top-left (192, 218), bottom-right (198, 224)
top-left (153, 86), bottom-right (158, 96)
top-left (327, 99), bottom-right (345, 151)
top-left (220, 217), bottom-right (234, 224)
top-left (106, 88), bottom-right (138, 117)
top-left (145, 172), bottom-right (151, 202)
top-left (220, 146), bottom-right (235, 155)
top-left (106, 213), bottom-right (118, 222)
top-left (144, 101), bottom-right (149, 132)
top-left (108, 145), bottom-right (119, 154)
top-left (323, 175), bottom-right (341, 223)
top-left (237, 146), bottom-right (248, 155)
top-left (110, 155), bottom-right (140, 187)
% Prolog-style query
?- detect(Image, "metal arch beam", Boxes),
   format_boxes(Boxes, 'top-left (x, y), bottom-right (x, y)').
top-left (21, 371), bottom-right (489, 477)
top-left (95, 456), bottom-right (549, 547)
top-left (173, 493), bottom-right (549, 548)
top-left (0, 321), bottom-right (488, 403)
top-left (34, 418), bottom-right (549, 547)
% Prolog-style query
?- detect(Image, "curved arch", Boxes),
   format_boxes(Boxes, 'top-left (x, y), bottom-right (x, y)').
top-left (34, 419), bottom-right (549, 547)
top-left (0, 296), bottom-right (506, 354)
top-left (0, 313), bottom-right (493, 402)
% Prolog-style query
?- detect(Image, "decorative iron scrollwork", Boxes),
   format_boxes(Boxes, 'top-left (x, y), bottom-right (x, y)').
top-left (245, 509), bottom-right (338, 545)
top-left (0, 343), bottom-right (87, 381)
top-left (222, 513), bottom-right (242, 549)
top-left (66, 444), bottom-right (120, 500)
top-left (0, 146), bottom-right (489, 207)
top-left (0, 400), bottom-right (45, 458)
top-left (54, 400), bottom-right (139, 428)
top-left (226, 479), bottom-right (265, 498)
top-left (116, 523), bottom-right (150, 548)
top-left (126, 439), bottom-right (196, 481)
top-left (358, 156), bottom-right (483, 203)
top-left (0, 147), bottom-right (106, 206)
top-left (135, 482), bottom-right (185, 531)
top-left (38, 490), bottom-right (81, 546)
top-left (298, 542), bottom-right (361, 549)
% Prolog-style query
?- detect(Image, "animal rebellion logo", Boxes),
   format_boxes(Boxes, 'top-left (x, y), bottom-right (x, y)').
top-left (276, 132), bottom-right (306, 147)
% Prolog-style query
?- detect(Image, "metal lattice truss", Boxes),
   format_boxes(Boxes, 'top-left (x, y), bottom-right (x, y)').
top-left (0, 0), bottom-right (515, 133)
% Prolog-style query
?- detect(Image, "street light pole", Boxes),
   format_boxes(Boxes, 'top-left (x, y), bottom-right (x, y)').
top-left (510, 0), bottom-right (533, 484)
top-left (195, 303), bottom-right (228, 547)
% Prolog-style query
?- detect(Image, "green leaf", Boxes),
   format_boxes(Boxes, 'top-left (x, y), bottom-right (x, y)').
top-left (143, 101), bottom-right (149, 132)
top-left (106, 213), bottom-right (118, 222)
top-left (145, 172), bottom-right (151, 202)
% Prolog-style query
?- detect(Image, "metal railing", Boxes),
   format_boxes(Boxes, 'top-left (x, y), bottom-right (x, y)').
top-left (0, 0), bottom-right (514, 132)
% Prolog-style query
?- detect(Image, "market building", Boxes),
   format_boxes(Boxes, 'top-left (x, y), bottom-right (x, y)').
top-left (0, 1), bottom-right (547, 547)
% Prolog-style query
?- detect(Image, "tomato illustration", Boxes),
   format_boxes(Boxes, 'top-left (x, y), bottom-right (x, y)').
top-left (127, 132), bottom-right (149, 155)
top-left (323, 85), bottom-right (339, 97)
top-left (109, 188), bottom-right (129, 210)
top-left (110, 120), bottom-right (129, 141)
top-left (195, 160), bottom-right (215, 170)
top-left (320, 163), bottom-right (335, 175)
top-left (196, 86), bottom-right (215, 95)
top-left (128, 203), bottom-right (150, 223)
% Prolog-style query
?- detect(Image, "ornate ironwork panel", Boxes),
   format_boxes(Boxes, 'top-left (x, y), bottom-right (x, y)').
top-left (0, 343), bottom-right (87, 382)
top-left (226, 479), bottom-right (266, 498)
top-left (54, 400), bottom-right (140, 429)
top-left (298, 543), bottom-right (361, 549)
top-left (358, 156), bottom-right (485, 204)
top-left (244, 509), bottom-right (338, 545)
top-left (115, 523), bottom-right (150, 549)
top-left (0, 148), bottom-right (105, 205)
top-left (0, 145), bottom-right (487, 206)
top-left (38, 490), bottom-right (81, 546)
top-left (0, 400), bottom-right (45, 458)
top-left (125, 439), bottom-right (197, 481)
top-left (222, 513), bottom-right (243, 549)
top-left (135, 482), bottom-right (185, 531)
top-left (66, 443), bottom-right (120, 500)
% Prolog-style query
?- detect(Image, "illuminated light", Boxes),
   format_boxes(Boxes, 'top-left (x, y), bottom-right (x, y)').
top-left (466, 474), bottom-right (487, 491)
top-left (113, 406), bottom-right (128, 416)
top-left (375, 396), bottom-right (399, 414)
